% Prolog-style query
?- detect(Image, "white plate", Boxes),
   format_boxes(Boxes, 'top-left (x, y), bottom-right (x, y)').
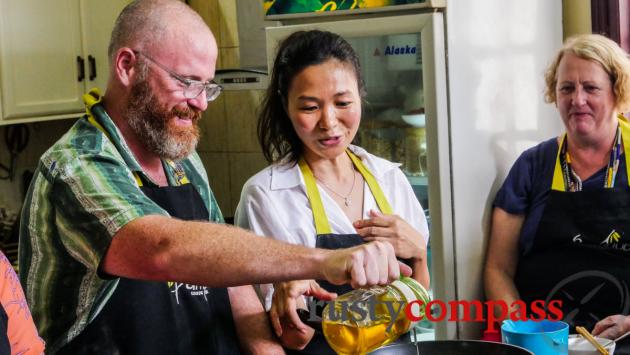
top-left (569, 334), bottom-right (615, 354)
top-left (401, 114), bottom-right (425, 127)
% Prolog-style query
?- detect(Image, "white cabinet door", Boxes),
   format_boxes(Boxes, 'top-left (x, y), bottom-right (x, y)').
top-left (80, 0), bottom-right (130, 93)
top-left (0, 0), bottom-right (84, 119)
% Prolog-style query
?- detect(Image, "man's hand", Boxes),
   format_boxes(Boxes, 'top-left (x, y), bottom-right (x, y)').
top-left (321, 241), bottom-right (412, 289)
top-left (592, 314), bottom-right (630, 339)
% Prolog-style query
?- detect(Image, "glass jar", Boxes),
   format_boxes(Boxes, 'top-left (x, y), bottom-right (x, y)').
top-left (404, 127), bottom-right (426, 176)
top-left (321, 277), bottom-right (431, 354)
top-left (360, 120), bottom-right (395, 162)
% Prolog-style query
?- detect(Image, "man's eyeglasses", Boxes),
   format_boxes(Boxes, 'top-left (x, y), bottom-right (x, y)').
top-left (134, 50), bottom-right (222, 102)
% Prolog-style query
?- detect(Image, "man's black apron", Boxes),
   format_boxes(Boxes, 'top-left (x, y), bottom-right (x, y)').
top-left (291, 150), bottom-right (410, 354)
top-left (58, 94), bottom-right (240, 354)
top-left (515, 117), bottom-right (630, 352)
top-left (0, 304), bottom-right (11, 355)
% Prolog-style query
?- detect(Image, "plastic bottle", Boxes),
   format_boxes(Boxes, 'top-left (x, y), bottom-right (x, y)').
top-left (321, 277), bottom-right (431, 354)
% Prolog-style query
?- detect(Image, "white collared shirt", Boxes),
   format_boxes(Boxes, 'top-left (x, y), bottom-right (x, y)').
top-left (234, 145), bottom-right (429, 309)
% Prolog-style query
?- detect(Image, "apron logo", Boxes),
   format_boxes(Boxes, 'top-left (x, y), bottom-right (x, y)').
top-left (167, 282), bottom-right (209, 304)
top-left (600, 230), bottom-right (630, 251)
top-left (601, 229), bottom-right (622, 245)
top-left (546, 270), bottom-right (630, 326)
top-left (572, 230), bottom-right (630, 251)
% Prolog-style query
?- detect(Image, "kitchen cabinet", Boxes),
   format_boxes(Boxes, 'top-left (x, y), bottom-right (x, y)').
top-left (0, 0), bottom-right (129, 125)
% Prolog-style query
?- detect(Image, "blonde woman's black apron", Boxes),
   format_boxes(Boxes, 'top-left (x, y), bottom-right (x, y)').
top-left (58, 92), bottom-right (240, 354)
top-left (292, 150), bottom-right (399, 354)
top-left (515, 117), bottom-right (630, 337)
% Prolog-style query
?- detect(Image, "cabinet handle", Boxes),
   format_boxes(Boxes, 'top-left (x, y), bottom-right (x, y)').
top-left (77, 56), bottom-right (85, 82)
top-left (88, 55), bottom-right (97, 81)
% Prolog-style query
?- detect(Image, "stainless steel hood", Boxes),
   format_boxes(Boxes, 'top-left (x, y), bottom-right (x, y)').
top-left (214, 68), bottom-right (268, 91)
top-left (214, 0), bottom-right (278, 91)
top-left (236, 0), bottom-right (279, 71)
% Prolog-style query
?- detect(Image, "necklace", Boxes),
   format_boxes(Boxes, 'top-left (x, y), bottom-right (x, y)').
top-left (560, 125), bottom-right (622, 192)
top-left (315, 170), bottom-right (357, 207)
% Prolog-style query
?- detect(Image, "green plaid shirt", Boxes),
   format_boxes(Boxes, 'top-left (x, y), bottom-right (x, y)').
top-left (19, 100), bottom-right (222, 352)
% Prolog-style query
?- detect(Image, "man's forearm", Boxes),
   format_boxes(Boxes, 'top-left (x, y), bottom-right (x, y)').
top-left (102, 215), bottom-right (330, 287)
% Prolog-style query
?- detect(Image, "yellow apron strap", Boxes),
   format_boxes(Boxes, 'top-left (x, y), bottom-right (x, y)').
top-left (83, 88), bottom-right (102, 111)
top-left (551, 134), bottom-right (567, 191)
top-left (618, 115), bottom-right (630, 187)
top-left (552, 115), bottom-right (630, 191)
top-left (298, 159), bottom-right (332, 235)
top-left (346, 150), bottom-right (393, 214)
top-left (83, 89), bottom-right (108, 138)
top-left (299, 150), bottom-right (394, 235)
top-left (83, 88), bottom-right (145, 187)
top-left (133, 173), bottom-right (144, 187)
top-left (165, 160), bottom-right (190, 185)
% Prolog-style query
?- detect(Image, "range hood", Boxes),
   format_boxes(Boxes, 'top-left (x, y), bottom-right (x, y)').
top-left (214, 68), bottom-right (268, 91)
top-left (214, 0), bottom-right (278, 91)
top-left (236, 0), bottom-right (278, 70)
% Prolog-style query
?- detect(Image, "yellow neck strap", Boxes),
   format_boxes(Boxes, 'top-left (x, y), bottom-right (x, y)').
top-left (552, 115), bottom-right (630, 191)
top-left (299, 149), bottom-right (393, 235)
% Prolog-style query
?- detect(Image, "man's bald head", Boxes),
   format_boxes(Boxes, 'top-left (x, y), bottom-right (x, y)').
top-left (108, 0), bottom-right (213, 64)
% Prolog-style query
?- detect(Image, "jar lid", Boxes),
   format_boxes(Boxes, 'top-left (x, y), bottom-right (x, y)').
top-left (390, 279), bottom-right (417, 303)
top-left (390, 279), bottom-right (422, 327)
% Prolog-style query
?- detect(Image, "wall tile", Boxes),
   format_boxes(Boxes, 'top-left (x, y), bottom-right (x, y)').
top-left (197, 95), bottom-right (228, 152)
top-left (198, 151), bottom-right (232, 215)
top-left (188, 0), bottom-right (221, 46)
top-left (217, 0), bottom-right (238, 48)
top-left (225, 90), bottom-right (265, 152)
top-left (219, 47), bottom-right (240, 69)
top-left (227, 151), bottom-right (268, 217)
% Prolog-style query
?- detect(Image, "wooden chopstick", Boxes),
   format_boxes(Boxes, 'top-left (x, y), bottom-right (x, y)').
top-left (576, 326), bottom-right (609, 355)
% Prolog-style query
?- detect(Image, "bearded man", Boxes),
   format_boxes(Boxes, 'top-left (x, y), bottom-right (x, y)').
top-left (18, 1), bottom-right (409, 354)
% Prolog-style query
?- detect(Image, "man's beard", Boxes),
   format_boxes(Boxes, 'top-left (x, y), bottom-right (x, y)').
top-left (125, 78), bottom-right (201, 161)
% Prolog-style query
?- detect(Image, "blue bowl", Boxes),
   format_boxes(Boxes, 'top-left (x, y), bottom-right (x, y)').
top-left (501, 319), bottom-right (569, 355)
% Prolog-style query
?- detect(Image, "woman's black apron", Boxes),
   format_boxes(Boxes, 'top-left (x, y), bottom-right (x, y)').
top-left (515, 117), bottom-right (630, 352)
top-left (291, 150), bottom-right (409, 354)
top-left (58, 93), bottom-right (240, 354)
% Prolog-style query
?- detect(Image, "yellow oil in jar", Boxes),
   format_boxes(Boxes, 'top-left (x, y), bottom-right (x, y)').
top-left (322, 318), bottom-right (411, 354)
top-left (322, 292), bottom-right (411, 354)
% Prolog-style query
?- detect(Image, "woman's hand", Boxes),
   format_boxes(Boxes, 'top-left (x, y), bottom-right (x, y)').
top-left (592, 315), bottom-right (630, 339)
top-left (353, 210), bottom-right (426, 260)
top-left (269, 280), bottom-right (337, 338)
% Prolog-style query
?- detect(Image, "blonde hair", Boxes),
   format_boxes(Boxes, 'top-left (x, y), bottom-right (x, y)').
top-left (544, 34), bottom-right (630, 112)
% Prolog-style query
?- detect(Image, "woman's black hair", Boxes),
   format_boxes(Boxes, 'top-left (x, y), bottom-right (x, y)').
top-left (257, 30), bottom-right (366, 164)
